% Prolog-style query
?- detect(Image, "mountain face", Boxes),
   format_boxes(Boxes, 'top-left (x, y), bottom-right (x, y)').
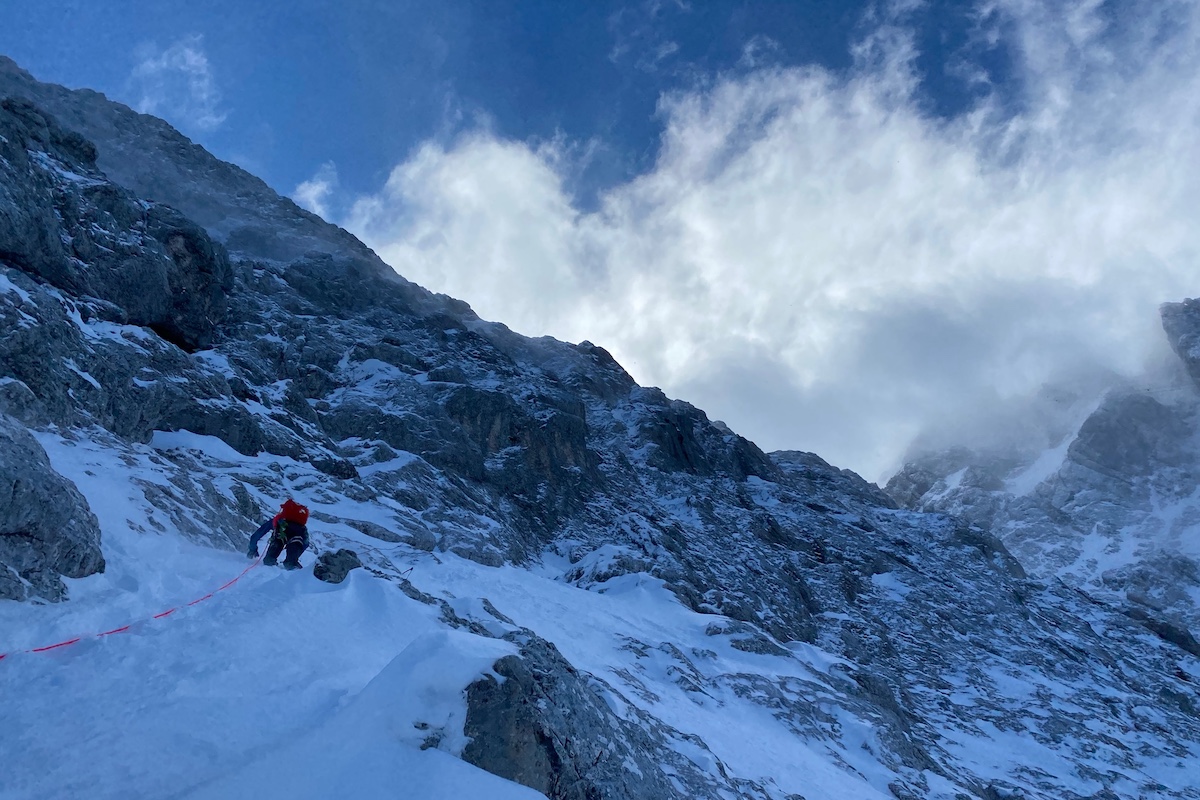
top-left (888, 305), bottom-right (1200, 659)
top-left (1, 58), bottom-right (1198, 800)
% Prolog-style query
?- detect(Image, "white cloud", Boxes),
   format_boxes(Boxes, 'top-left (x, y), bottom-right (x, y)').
top-left (346, 1), bottom-right (1200, 481)
top-left (130, 34), bottom-right (227, 133)
top-left (608, 0), bottom-right (688, 73)
top-left (293, 162), bottom-right (339, 220)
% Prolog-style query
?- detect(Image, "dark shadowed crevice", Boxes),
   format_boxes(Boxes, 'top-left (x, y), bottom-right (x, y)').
top-left (148, 322), bottom-right (199, 354)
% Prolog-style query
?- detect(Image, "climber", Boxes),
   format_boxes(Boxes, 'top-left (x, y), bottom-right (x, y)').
top-left (247, 498), bottom-right (310, 570)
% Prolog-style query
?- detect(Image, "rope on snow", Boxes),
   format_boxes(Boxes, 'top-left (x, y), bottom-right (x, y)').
top-left (0, 553), bottom-right (264, 663)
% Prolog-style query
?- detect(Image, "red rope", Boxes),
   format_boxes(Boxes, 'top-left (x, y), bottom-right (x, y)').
top-left (30, 638), bottom-right (81, 653)
top-left (0, 554), bottom-right (263, 662)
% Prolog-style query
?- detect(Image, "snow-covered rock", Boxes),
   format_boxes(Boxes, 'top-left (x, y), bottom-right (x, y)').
top-left (463, 628), bottom-right (774, 800)
top-left (0, 98), bottom-right (232, 352)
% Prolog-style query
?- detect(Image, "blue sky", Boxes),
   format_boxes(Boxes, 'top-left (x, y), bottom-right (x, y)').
top-left (3, 1), bottom-right (1199, 479)
top-left (1, 1), bottom-right (1012, 207)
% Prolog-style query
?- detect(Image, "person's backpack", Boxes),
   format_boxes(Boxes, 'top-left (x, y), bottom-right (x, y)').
top-left (279, 498), bottom-right (309, 525)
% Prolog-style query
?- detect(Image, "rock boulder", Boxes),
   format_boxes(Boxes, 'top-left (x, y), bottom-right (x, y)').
top-left (0, 415), bottom-right (104, 601)
top-left (313, 549), bottom-right (362, 584)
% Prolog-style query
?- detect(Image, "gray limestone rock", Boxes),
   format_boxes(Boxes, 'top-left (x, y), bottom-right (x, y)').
top-left (704, 619), bottom-right (791, 656)
top-left (1122, 603), bottom-right (1200, 658)
top-left (776, 449), bottom-right (899, 509)
top-left (0, 415), bottom-right (103, 601)
top-left (0, 378), bottom-right (44, 426)
top-left (0, 99), bottom-right (232, 353)
top-left (0, 56), bottom-right (419, 287)
top-left (637, 393), bottom-right (778, 481)
top-left (140, 204), bottom-right (233, 351)
top-left (313, 549), bottom-right (362, 584)
top-left (444, 384), bottom-right (601, 533)
top-left (463, 631), bottom-right (771, 800)
top-left (1067, 393), bottom-right (1190, 478)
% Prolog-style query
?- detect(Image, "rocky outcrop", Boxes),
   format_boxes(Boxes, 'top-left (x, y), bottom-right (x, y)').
top-left (1067, 393), bottom-right (1190, 479)
top-left (0, 54), bottom-right (429, 312)
top-left (1162, 298), bottom-right (1200, 391)
top-left (635, 391), bottom-right (778, 481)
top-left (0, 414), bottom-right (103, 601)
top-left (313, 549), bottom-right (362, 584)
top-left (464, 631), bottom-right (771, 800)
top-left (139, 204), bottom-right (233, 351)
top-left (0, 99), bottom-right (232, 353)
top-left (775, 449), bottom-right (899, 510)
top-left (443, 385), bottom-right (601, 533)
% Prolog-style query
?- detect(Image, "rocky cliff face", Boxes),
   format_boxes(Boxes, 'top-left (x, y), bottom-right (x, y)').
top-left (0, 97), bottom-right (232, 352)
top-left (2, 59), bottom-right (1199, 800)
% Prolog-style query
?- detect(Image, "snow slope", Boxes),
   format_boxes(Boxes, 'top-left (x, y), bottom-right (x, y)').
top-left (0, 434), bottom-right (529, 800)
top-left (0, 431), bottom-right (895, 800)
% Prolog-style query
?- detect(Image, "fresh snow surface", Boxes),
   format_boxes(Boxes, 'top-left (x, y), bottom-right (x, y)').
top-left (0, 555), bottom-right (536, 800)
top-left (418, 561), bottom-right (897, 800)
top-left (1067, 523), bottom-right (1141, 583)
top-left (150, 428), bottom-right (249, 463)
top-left (1004, 441), bottom-right (1070, 497)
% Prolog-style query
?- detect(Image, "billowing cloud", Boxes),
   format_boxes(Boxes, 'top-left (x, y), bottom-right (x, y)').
top-left (130, 34), bottom-right (226, 133)
top-left (293, 162), bottom-right (339, 220)
top-left (346, 0), bottom-right (1200, 481)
